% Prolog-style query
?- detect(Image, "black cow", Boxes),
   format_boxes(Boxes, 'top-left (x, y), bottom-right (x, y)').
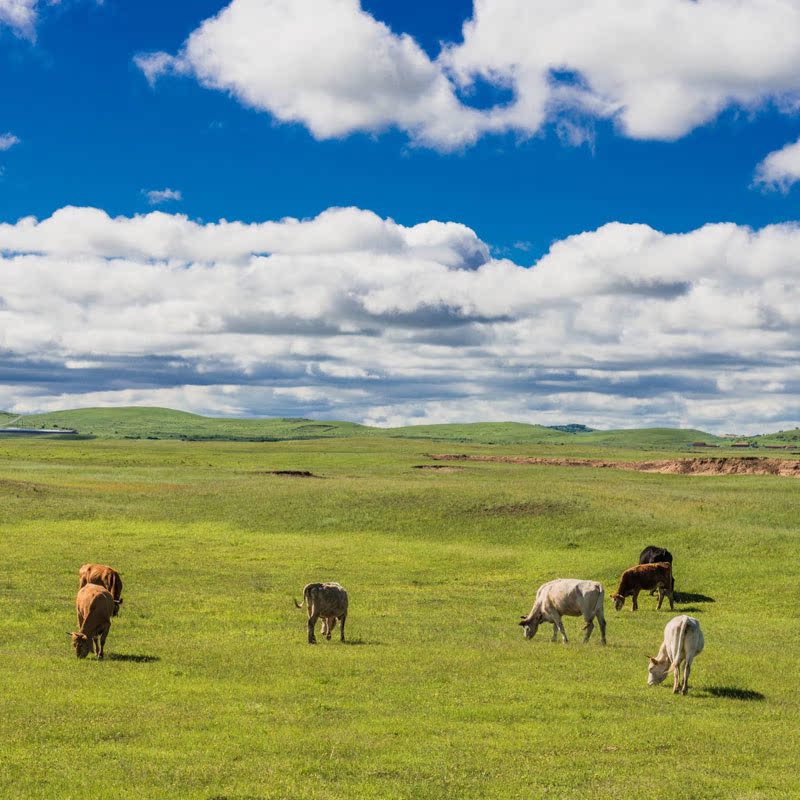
top-left (639, 546), bottom-right (673, 565)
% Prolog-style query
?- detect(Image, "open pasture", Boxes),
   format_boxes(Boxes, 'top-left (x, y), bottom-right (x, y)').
top-left (0, 436), bottom-right (798, 799)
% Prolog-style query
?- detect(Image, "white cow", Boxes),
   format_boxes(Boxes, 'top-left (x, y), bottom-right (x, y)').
top-left (647, 615), bottom-right (704, 695)
top-left (519, 578), bottom-right (607, 644)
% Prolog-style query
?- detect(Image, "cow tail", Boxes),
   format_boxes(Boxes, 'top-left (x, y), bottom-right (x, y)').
top-left (671, 617), bottom-right (688, 672)
top-left (293, 595), bottom-right (305, 609)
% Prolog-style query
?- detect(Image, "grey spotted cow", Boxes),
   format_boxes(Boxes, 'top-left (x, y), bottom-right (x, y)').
top-left (294, 582), bottom-right (348, 644)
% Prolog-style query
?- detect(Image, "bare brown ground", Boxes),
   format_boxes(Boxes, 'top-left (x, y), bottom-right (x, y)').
top-left (426, 454), bottom-right (800, 477)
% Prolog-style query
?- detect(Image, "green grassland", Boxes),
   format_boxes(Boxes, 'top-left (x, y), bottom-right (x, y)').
top-left (1, 406), bottom-right (732, 448)
top-left (1, 434), bottom-right (798, 799)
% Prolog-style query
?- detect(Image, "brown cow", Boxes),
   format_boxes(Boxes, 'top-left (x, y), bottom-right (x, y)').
top-left (612, 562), bottom-right (674, 611)
top-left (79, 563), bottom-right (123, 616)
top-left (69, 583), bottom-right (114, 659)
top-left (294, 582), bottom-right (348, 644)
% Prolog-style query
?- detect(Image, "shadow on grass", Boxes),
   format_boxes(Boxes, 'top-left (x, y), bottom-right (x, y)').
top-left (675, 592), bottom-right (715, 603)
top-left (676, 606), bottom-right (705, 613)
top-left (706, 686), bottom-right (765, 701)
top-left (342, 638), bottom-right (381, 646)
top-left (107, 653), bottom-right (160, 663)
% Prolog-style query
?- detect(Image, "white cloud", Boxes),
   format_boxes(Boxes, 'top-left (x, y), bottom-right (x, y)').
top-left (0, 0), bottom-right (37, 38)
top-left (145, 187), bottom-right (183, 205)
top-left (136, 0), bottom-right (800, 149)
top-left (0, 132), bottom-right (20, 151)
top-left (135, 0), bottom-right (484, 150)
top-left (0, 206), bottom-right (798, 432)
top-left (753, 137), bottom-right (800, 192)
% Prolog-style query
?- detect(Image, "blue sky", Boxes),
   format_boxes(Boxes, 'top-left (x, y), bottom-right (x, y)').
top-left (1, 0), bottom-right (800, 432)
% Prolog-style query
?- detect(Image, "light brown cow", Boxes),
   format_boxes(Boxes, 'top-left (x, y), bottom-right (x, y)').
top-left (79, 563), bottom-right (123, 616)
top-left (612, 562), bottom-right (674, 611)
top-left (69, 583), bottom-right (114, 659)
top-left (294, 582), bottom-right (348, 644)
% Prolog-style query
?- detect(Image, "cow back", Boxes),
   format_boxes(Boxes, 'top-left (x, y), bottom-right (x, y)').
top-left (305, 582), bottom-right (348, 617)
top-left (76, 583), bottom-right (115, 637)
top-left (639, 546), bottom-right (673, 565)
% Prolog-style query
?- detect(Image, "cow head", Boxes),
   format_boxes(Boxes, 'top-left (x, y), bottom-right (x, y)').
top-left (647, 655), bottom-right (669, 686)
top-left (113, 599), bottom-right (122, 617)
top-left (519, 612), bottom-right (542, 640)
top-left (611, 593), bottom-right (626, 611)
top-left (69, 632), bottom-right (92, 659)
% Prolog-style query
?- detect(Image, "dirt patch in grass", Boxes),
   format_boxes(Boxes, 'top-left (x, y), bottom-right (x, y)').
top-left (427, 454), bottom-right (800, 478)
top-left (253, 470), bottom-right (321, 478)
top-left (0, 478), bottom-right (47, 493)
top-left (473, 500), bottom-right (576, 516)
top-left (412, 465), bottom-right (464, 472)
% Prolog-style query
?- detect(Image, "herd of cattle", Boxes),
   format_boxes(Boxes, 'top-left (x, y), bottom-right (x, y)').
top-left (69, 544), bottom-right (703, 694)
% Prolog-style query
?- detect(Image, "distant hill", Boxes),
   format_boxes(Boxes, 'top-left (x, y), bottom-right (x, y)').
top-left (0, 406), bottom-right (744, 449)
top-left (573, 427), bottom-right (723, 449)
top-left (4, 407), bottom-right (368, 441)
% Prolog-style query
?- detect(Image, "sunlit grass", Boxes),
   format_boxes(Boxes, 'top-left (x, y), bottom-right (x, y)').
top-left (0, 436), bottom-right (797, 798)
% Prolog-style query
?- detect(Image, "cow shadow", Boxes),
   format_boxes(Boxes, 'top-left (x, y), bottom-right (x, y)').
top-left (342, 638), bottom-right (381, 647)
top-left (107, 653), bottom-right (160, 663)
top-left (705, 686), bottom-right (765, 701)
top-left (675, 606), bottom-right (705, 613)
top-left (674, 592), bottom-right (715, 604)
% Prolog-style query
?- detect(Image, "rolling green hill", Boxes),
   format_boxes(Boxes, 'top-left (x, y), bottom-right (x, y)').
top-left (0, 405), bottom-right (742, 449)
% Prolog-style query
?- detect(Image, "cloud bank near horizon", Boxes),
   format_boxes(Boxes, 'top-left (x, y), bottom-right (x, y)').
top-left (136, 0), bottom-right (800, 154)
top-left (1, 205), bottom-right (798, 433)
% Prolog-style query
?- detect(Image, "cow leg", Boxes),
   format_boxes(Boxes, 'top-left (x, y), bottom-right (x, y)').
top-left (551, 623), bottom-right (558, 643)
top-left (656, 587), bottom-right (665, 610)
top-left (596, 610), bottom-right (607, 645)
top-left (98, 626), bottom-right (109, 660)
top-left (551, 612), bottom-right (568, 643)
top-left (339, 612), bottom-right (346, 642)
top-left (308, 612), bottom-right (319, 644)
top-left (581, 618), bottom-right (594, 644)
top-left (326, 617), bottom-right (336, 640)
top-left (320, 618), bottom-right (329, 638)
top-left (668, 589), bottom-right (675, 611)
top-left (672, 661), bottom-right (681, 693)
top-left (681, 657), bottom-right (692, 695)
top-left (632, 590), bottom-right (640, 612)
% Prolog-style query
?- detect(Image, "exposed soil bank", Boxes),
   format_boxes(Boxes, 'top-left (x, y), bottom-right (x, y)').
top-left (427, 454), bottom-right (800, 478)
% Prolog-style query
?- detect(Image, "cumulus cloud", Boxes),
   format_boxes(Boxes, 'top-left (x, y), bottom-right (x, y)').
top-left (0, 132), bottom-right (20, 151)
top-left (145, 187), bottom-right (182, 205)
top-left (136, 0), bottom-right (800, 149)
top-left (0, 0), bottom-right (37, 38)
top-left (753, 137), bottom-right (800, 192)
top-left (1, 206), bottom-right (799, 432)
top-left (135, 0), bottom-right (484, 150)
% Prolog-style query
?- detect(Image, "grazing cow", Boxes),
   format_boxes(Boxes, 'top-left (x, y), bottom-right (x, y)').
top-left (639, 545), bottom-right (673, 565)
top-left (294, 582), bottom-right (348, 644)
top-left (612, 562), bottom-right (674, 611)
top-left (647, 615), bottom-right (704, 695)
top-left (69, 583), bottom-right (114, 659)
top-left (79, 563), bottom-right (123, 616)
top-left (639, 546), bottom-right (674, 595)
top-left (519, 579), bottom-right (606, 644)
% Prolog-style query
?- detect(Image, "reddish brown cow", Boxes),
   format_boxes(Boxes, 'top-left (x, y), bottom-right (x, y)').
top-left (69, 583), bottom-right (115, 659)
top-left (79, 563), bottom-right (123, 616)
top-left (612, 562), bottom-right (674, 611)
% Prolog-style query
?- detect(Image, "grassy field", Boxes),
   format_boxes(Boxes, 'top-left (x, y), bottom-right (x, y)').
top-left (1, 435), bottom-right (798, 799)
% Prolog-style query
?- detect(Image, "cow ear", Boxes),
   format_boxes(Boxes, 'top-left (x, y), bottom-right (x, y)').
top-left (66, 631), bottom-right (73, 637)
top-left (518, 620), bottom-right (527, 626)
